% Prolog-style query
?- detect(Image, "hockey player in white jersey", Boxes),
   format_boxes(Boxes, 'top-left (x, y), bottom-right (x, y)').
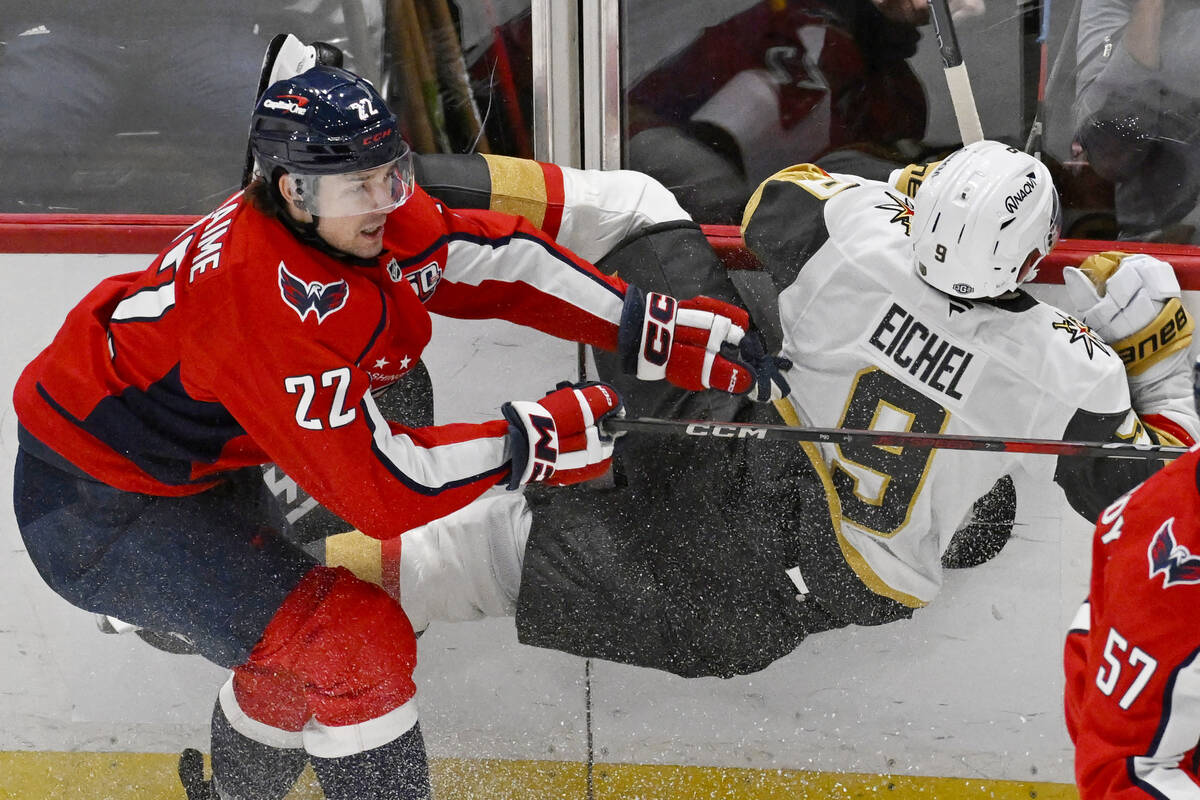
top-left (310, 140), bottom-right (1200, 680)
top-left (747, 140), bottom-right (1198, 607)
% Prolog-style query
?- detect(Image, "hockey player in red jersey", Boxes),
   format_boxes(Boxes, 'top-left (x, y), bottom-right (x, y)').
top-left (10, 62), bottom-right (781, 799)
top-left (1064, 367), bottom-right (1200, 798)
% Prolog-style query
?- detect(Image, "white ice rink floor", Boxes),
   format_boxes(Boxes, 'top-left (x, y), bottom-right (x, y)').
top-left (1, 254), bottom-right (1095, 797)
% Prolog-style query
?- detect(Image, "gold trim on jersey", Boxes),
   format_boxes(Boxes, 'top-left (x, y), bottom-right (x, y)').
top-left (481, 154), bottom-right (548, 229)
top-left (741, 163), bottom-right (856, 234)
top-left (1145, 423), bottom-right (1187, 447)
top-left (772, 398), bottom-right (926, 609)
top-left (325, 529), bottom-right (382, 586)
top-left (1110, 297), bottom-right (1193, 376)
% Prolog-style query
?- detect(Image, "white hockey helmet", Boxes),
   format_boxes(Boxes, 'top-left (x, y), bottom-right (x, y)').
top-left (911, 140), bottom-right (1061, 299)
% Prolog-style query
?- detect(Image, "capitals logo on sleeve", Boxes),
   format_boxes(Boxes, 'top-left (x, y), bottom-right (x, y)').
top-left (1148, 517), bottom-right (1200, 587)
top-left (279, 262), bottom-right (349, 323)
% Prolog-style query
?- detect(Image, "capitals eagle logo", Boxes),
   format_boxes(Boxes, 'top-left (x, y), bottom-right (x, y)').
top-left (1148, 517), bottom-right (1200, 588)
top-left (279, 262), bottom-right (349, 323)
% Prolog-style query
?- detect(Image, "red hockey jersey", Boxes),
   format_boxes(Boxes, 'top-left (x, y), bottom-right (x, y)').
top-left (1065, 445), bottom-right (1200, 798)
top-left (13, 187), bottom-right (629, 539)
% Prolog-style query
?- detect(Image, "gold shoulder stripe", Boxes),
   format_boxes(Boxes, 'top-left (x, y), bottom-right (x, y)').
top-left (770, 400), bottom-right (926, 610)
top-left (325, 529), bottom-right (382, 586)
top-left (1145, 423), bottom-right (1187, 447)
top-left (741, 163), bottom-right (851, 235)
top-left (1110, 297), bottom-right (1193, 376)
top-left (481, 154), bottom-right (548, 229)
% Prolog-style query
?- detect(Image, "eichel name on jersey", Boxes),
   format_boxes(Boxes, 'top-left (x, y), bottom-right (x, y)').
top-left (741, 163), bottom-right (1178, 608)
top-left (867, 301), bottom-right (978, 400)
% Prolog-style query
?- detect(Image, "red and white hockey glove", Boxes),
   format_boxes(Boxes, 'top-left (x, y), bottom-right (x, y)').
top-left (502, 381), bottom-right (624, 490)
top-left (618, 287), bottom-right (792, 401)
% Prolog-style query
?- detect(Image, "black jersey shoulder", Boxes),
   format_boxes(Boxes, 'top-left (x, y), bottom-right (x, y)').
top-left (741, 165), bottom-right (857, 291)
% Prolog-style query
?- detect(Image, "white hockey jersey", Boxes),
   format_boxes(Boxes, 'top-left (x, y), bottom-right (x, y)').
top-left (743, 165), bottom-right (1157, 607)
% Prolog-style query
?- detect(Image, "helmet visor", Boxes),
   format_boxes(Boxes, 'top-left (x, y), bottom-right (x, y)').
top-left (284, 145), bottom-right (415, 218)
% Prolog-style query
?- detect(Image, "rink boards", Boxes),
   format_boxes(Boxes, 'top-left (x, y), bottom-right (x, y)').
top-left (3, 222), bottom-right (1200, 798)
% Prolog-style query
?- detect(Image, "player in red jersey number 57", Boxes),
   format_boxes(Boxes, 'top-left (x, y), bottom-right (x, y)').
top-left (1065, 359), bottom-right (1200, 799)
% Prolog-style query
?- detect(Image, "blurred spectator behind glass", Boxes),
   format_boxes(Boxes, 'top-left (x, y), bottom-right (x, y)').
top-left (625, 0), bottom-right (983, 224)
top-left (0, 2), bottom-right (382, 215)
top-left (1075, 0), bottom-right (1200, 243)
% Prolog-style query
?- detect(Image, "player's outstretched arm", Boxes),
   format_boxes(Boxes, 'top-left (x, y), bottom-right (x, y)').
top-left (1063, 252), bottom-right (1198, 445)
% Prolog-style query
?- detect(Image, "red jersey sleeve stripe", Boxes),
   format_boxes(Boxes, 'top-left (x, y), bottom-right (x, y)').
top-left (538, 161), bottom-right (566, 239)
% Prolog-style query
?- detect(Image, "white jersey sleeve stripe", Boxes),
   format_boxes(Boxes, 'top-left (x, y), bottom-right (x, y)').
top-left (112, 281), bottom-right (176, 323)
top-left (1068, 601), bottom-right (1091, 634)
top-left (1131, 645), bottom-right (1200, 797)
top-left (444, 232), bottom-right (625, 320)
top-left (362, 392), bottom-right (510, 493)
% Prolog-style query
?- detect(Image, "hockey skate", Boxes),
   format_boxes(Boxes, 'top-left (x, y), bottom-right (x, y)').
top-left (94, 613), bottom-right (199, 655)
top-left (177, 748), bottom-right (216, 800)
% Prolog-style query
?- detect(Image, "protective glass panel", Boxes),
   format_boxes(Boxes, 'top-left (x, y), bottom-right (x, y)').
top-left (618, 0), bottom-right (1200, 247)
top-left (0, 1), bottom-right (533, 215)
top-left (389, 0), bottom-right (534, 159)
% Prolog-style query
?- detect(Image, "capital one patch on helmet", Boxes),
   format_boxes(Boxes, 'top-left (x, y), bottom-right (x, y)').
top-left (263, 95), bottom-right (309, 116)
top-left (279, 262), bottom-right (350, 323)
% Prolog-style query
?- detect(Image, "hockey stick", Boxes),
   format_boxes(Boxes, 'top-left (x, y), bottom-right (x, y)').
top-left (1023, 0), bottom-right (1051, 158)
top-left (241, 34), bottom-right (345, 188)
top-left (928, 0), bottom-right (985, 145)
top-left (1025, 0), bottom-right (1082, 157)
top-left (604, 416), bottom-right (1188, 460)
top-left (423, 0), bottom-right (492, 152)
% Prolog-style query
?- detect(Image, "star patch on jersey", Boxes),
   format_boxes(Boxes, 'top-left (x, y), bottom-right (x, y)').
top-left (874, 191), bottom-right (915, 235)
top-left (1050, 312), bottom-right (1111, 359)
top-left (1148, 517), bottom-right (1200, 587)
top-left (278, 262), bottom-right (349, 323)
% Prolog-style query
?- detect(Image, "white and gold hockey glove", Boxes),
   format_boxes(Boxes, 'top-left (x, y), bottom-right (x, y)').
top-left (1063, 251), bottom-right (1198, 443)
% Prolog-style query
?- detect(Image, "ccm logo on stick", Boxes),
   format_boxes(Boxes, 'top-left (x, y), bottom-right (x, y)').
top-left (685, 423), bottom-right (767, 439)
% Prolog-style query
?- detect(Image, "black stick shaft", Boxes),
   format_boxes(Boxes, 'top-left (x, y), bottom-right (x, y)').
top-left (604, 416), bottom-right (1187, 461)
top-left (929, 0), bottom-right (985, 143)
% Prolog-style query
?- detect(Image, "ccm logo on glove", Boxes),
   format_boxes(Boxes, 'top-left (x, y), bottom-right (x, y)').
top-left (642, 293), bottom-right (677, 368)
